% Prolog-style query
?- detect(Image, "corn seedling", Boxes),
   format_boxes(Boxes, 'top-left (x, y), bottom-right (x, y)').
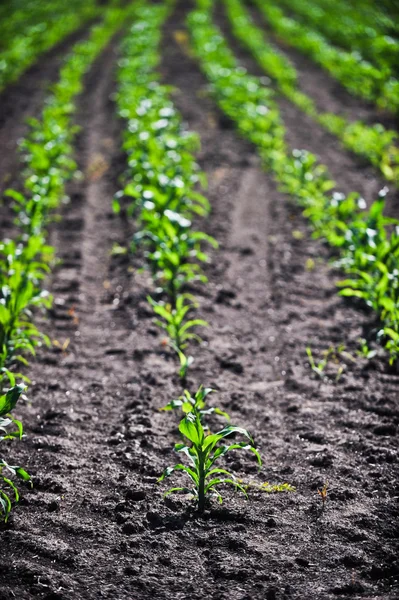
top-left (159, 412), bottom-right (261, 513)
top-left (306, 346), bottom-right (328, 378)
top-left (357, 338), bottom-right (378, 360)
top-left (0, 384), bottom-right (31, 521)
top-left (161, 385), bottom-right (230, 422)
top-left (306, 345), bottom-right (355, 381)
top-left (136, 219), bottom-right (217, 306)
top-left (174, 346), bottom-right (194, 380)
top-left (148, 294), bottom-right (207, 352)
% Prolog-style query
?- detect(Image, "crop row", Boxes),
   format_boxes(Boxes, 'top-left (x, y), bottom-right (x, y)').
top-left (114, 0), bottom-right (216, 378)
top-left (0, 3), bottom-right (133, 522)
top-left (224, 0), bottom-right (399, 185)
top-left (0, 0), bottom-right (95, 48)
top-left (275, 0), bottom-right (399, 74)
top-left (251, 0), bottom-right (399, 114)
top-left (114, 0), bottom-right (262, 512)
top-left (188, 1), bottom-right (399, 363)
top-left (0, 0), bottom-right (102, 93)
top-left (304, 0), bottom-right (399, 39)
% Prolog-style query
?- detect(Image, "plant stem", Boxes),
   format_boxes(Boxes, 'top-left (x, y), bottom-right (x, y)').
top-left (198, 450), bottom-right (205, 514)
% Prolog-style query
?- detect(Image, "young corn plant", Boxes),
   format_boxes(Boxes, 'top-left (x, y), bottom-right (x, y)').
top-left (0, 238), bottom-right (52, 385)
top-left (306, 345), bottom-right (355, 381)
top-left (161, 385), bottom-right (230, 422)
top-left (148, 294), bottom-right (208, 377)
top-left (0, 384), bottom-right (31, 521)
top-left (159, 412), bottom-right (261, 513)
top-left (135, 214), bottom-right (217, 306)
top-left (174, 347), bottom-right (194, 380)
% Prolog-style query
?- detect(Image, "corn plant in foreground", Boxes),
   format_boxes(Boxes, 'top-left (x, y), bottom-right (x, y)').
top-left (159, 411), bottom-right (261, 513)
top-left (115, 0), bottom-right (218, 377)
top-left (188, 3), bottom-right (399, 364)
top-left (0, 384), bottom-right (31, 521)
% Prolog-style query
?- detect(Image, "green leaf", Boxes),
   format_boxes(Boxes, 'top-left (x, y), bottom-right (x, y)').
top-left (164, 487), bottom-right (192, 497)
top-left (205, 477), bottom-right (248, 496)
top-left (338, 288), bottom-right (367, 299)
top-left (15, 467), bottom-right (31, 482)
top-left (179, 415), bottom-right (203, 446)
top-left (0, 385), bottom-right (25, 417)
top-left (384, 327), bottom-right (399, 342)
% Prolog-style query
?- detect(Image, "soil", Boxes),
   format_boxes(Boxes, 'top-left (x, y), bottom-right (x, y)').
top-left (0, 2), bottom-right (398, 600)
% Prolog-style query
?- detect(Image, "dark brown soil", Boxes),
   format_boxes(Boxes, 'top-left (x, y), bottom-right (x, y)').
top-left (0, 3), bottom-right (398, 600)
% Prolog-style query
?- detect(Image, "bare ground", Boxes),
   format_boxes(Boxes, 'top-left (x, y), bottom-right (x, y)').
top-left (0, 3), bottom-right (398, 600)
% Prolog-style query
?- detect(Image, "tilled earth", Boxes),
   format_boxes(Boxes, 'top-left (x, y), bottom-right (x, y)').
top-left (0, 3), bottom-right (398, 599)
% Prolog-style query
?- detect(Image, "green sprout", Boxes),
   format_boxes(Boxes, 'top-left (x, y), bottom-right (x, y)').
top-left (161, 385), bottom-right (230, 422)
top-left (306, 344), bottom-right (355, 381)
top-left (148, 294), bottom-right (208, 352)
top-left (306, 346), bottom-right (328, 378)
top-left (159, 412), bottom-right (261, 513)
top-left (173, 346), bottom-right (194, 380)
top-left (357, 338), bottom-right (377, 360)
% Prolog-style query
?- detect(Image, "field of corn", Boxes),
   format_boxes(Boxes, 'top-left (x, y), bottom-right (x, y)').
top-left (0, 0), bottom-right (398, 597)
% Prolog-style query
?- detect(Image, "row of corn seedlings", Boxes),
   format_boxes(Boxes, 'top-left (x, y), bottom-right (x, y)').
top-left (188, 1), bottom-right (399, 364)
top-left (0, 0), bottom-right (100, 93)
top-left (114, 0), bottom-right (217, 379)
top-left (250, 0), bottom-right (399, 114)
top-left (274, 0), bottom-right (399, 73)
top-left (0, 3), bottom-right (134, 522)
top-left (115, 0), bottom-right (262, 513)
top-left (223, 0), bottom-right (399, 185)
top-left (310, 0), bottom-right (399, 39)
